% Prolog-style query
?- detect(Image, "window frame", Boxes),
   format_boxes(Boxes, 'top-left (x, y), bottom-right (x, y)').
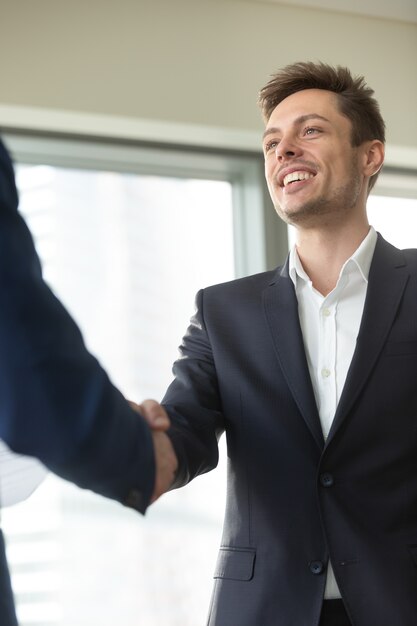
top-left (372, 165), bottom-right (417, 200)
top-left (2, 132), bottom-right (272, 279)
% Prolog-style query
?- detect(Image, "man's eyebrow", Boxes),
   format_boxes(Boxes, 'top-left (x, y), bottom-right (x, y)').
top-left (262, 113), bottom-right (331, 141)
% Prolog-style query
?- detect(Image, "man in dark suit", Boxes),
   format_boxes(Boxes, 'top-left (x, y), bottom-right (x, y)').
top-left (138, 62), bottom-right (417, 625)
top-left (0, 139), bottom-right (177, 626)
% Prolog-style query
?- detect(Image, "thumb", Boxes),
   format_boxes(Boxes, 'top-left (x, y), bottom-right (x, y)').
top-left (129, 399), bottom-right (170, 431)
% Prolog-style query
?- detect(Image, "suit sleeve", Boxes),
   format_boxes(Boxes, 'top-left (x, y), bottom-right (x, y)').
top-left (162, 288), bottom-right (225, 488)
top-left (0, 140), bottom-right (155, 514)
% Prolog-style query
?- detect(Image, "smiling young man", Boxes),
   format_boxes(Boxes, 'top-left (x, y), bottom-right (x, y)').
top-left (261, 69), bottom-right (384, 299)
top-left (142, 62), bottom-right (417, 625)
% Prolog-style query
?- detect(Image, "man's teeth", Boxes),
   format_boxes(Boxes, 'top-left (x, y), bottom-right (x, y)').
top-left (283, 171), bottom-right (315, 187)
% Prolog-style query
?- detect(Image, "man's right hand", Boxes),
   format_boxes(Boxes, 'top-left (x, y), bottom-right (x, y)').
top-left (129, 399), bottom-right (178, 504)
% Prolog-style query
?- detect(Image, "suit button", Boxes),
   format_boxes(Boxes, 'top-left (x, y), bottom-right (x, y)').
top-left (320, 473), bottom-right (334, 487)
top-left (309, 560), bottom-right (325, 575)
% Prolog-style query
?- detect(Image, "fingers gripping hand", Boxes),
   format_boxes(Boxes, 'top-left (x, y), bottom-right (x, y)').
top-left (150, 430), bottom-right (178, 503)
top-left (129, 399), bottom-right (178, 503)
top-left (129, 399), bottom-right (170, 431)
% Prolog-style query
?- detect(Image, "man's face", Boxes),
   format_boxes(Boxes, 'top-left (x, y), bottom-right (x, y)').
top-left (263, 88), bottom-right (366, 229)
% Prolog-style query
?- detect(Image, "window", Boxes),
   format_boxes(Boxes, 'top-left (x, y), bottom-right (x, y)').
top-left (368, 168), bottom-right (417, 248)
top-left (1, 134), bottom-right (267, 626)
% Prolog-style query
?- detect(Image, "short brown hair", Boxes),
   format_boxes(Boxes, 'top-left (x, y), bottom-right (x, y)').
top-left (258, 61), bottom-right (385, 191)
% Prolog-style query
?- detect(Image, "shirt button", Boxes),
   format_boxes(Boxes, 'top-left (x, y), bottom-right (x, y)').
top-left (320, 473), bottom-right (334, 488)
top-left (322, 308), bottom-right (331, 317)
top-left (309, 560), bottom-right (325, 575)
top-left (321, 368), bottom-right (331, 378)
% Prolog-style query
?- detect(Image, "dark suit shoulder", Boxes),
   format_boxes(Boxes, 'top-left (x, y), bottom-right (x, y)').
top-left (203, 267), bottom-right (281, 297)
top-left (401, 247), bottom-right (417, 266)
top-left (372, 233), bottom-right (417, 272)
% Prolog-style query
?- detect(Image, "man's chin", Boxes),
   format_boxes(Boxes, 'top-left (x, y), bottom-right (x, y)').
top-left (275, 204), bottom-right (308, 225)
top-left (275, 203), bottom-right (328, 228)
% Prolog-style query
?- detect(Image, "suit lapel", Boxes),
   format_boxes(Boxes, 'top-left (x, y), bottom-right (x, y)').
top-left (327, 235), bottom-right (409, 442)
top-left (263, 262), bottom-right (324, 451)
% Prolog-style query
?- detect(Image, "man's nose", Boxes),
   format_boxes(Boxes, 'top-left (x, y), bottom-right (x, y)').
top-left (275, 137), bottom-right (301, 160)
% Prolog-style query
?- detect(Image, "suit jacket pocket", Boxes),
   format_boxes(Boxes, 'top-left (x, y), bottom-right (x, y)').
top-left (213, 546), bottom-right (256, 581)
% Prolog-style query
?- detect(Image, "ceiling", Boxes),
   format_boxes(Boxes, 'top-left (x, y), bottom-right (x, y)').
top-left (250, 0), bottom-right (417, 24)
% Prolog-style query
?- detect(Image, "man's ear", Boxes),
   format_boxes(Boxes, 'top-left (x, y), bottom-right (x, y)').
top-left (362, 140), bottom-right (385, 178)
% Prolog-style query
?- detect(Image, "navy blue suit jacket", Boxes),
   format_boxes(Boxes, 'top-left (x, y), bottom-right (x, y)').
top-left (163, 234), bottom-right (417, 626)
top-left (0, 140), bottom-right (155, 625)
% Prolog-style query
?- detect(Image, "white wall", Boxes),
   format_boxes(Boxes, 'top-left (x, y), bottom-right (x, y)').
top-left (0, 0), bottom-right (416, 150)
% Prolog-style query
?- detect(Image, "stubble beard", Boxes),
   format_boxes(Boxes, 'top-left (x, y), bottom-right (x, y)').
top-left (274, 157), bottom-right (362, 229)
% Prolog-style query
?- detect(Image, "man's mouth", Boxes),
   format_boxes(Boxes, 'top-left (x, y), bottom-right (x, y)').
top-left (282, 170), bottom-right (315, 187)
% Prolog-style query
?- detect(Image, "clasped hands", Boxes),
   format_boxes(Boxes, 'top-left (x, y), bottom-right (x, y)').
top-left (129, 399), bottom-right (178, 504)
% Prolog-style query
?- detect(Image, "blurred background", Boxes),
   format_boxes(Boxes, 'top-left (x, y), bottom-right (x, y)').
top-left (0, 1), bottom-right (416, 624)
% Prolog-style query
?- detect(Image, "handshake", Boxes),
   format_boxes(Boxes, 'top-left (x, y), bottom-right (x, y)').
top-left (130, 400), bottom-right (178, 504)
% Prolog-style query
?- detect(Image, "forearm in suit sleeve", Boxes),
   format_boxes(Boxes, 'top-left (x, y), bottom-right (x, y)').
top-left (162, 288), bottom-right (225, 488)
top-left (0, 139), bottom-right (155, 513)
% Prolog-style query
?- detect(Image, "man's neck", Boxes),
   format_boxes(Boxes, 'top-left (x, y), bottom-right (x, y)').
top-left (294, 221), bottom-right (370, 296)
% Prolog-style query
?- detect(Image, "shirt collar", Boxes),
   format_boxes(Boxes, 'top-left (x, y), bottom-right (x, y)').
top-left (289, 226), bottom-right (378, 288)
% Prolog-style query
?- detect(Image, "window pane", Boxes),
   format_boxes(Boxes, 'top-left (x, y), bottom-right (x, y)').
top-left (367, 194), bottom-right (417, 249)
top-left (2, 164), bottom-right (234, 626)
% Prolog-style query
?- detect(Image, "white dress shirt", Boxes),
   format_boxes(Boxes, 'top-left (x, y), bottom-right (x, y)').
top-left (289, 226), bottom-right (377, 599)
top-left (0, 439), bottom-right (47, 508)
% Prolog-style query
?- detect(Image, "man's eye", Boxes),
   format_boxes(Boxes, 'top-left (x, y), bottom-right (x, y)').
top-left (265, 140), bottom-right (279, 153)
top-left (304, 127), bottom-right (320, 136)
